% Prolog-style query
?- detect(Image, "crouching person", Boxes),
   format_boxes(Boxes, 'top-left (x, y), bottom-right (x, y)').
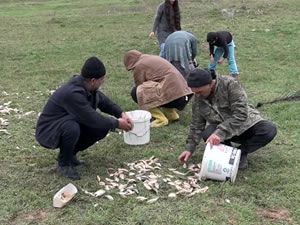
top-left (164, 30), bottom-right (198, 79)
top-left (36, 57), bottom-right (133, 180)
top-left (178, 68), bottom-right (277, 170)
top-left (124, 50), bottom-right (193, 128)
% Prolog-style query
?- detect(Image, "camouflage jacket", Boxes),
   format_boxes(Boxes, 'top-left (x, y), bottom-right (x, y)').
top-left (186, 75), bottom-right (263, 153)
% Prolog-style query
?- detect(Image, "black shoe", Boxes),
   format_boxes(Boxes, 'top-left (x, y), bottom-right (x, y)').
top-left (239, 153), bottom-right (248, 170)
top-left (57, 165), bottom-right (81, 180)
top-left (71, 155), bottom-right (86, 167)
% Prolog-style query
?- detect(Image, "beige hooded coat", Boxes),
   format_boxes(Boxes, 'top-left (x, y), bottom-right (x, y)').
top-left (124, 50), bottom-right (193, 110)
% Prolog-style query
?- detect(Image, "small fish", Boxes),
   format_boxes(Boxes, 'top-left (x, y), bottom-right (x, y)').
top-left (147, 197), bottom-right (159, 203)
top-left (168, 193), bottom-right (177, 198)
top-left (172, 171), bottom-right (186, 176)
top-left (98, 181), bottom-right (106, 186)
top-left (105, 195), bottom-right (114, 201)
top-left (143, 182), bottom-right (152, 191)
top-left (94, 190), bottom-right (106, 197)
top-left (136, 196), bottom-right (147, 201)
top-left (82, 189), bottom-right (95, 197)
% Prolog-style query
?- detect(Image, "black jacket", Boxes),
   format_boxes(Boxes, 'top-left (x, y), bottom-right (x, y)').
top-left (36, 75), bottom-right (122, 149)
top-left (209, 31), bottom-right (233, 58)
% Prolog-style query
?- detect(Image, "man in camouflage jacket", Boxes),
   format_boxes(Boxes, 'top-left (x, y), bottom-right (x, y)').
top-left (178, 68), bottom-right (277, 169)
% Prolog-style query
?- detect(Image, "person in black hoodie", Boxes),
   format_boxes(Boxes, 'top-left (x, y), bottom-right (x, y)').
top-left (36, 57), bottom-right (133, 180)
top-left (207, 31), bottom-right (239, 78)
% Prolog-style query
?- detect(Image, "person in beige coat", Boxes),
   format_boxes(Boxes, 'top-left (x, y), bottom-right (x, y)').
top-left (124, 50), bottom-right (193, 128)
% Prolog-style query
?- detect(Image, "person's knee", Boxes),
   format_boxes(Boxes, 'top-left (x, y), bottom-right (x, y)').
top-left (265, 122), bottom-right (277, 142)
top-left (61, 120), bottom-right (80, 139)
top-left (202, 124), bottom-right (218, 141)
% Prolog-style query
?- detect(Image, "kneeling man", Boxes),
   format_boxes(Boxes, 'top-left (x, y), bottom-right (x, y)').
top-left (178, 68), bottom-right (277, 169)
top-left (36, 57), bottom-right (133, 180)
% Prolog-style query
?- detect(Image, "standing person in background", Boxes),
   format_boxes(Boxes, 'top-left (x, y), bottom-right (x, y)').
top-left (164, 30), bottom-right (198, 79)
top-left (124, 50), bottom-right (193, 128)
top-left (36, 57), bottom-right (133, 180)
top-left (207, 31), bottom-right (239, 78)
top-left (149, 0), bottom-right (181, 57)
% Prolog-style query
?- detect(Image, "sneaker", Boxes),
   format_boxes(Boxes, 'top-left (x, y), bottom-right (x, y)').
top-left (239, 153), bottom-right (248, 170)
top-left (71, 155), bottom-right (86, 167)
top-left (232, 74), bottom-right (239, 79)
top-left (57, 165), bottom-right (80, 180)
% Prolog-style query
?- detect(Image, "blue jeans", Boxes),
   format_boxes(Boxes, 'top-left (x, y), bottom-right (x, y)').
top-left (208, 40), bottom-right (239, 75)
top-left (159, 43), bottom-right (165, 57)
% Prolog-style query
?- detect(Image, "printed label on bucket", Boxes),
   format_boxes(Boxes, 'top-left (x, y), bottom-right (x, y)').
top-left (228, 148), bottom-right (238, 165)
top-left (208, 160), bottom-right (222, 174)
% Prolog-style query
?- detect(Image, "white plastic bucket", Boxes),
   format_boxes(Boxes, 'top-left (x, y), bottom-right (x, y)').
top-left (123, 110), bottom-right (151, 145)
top-left (199, 143), bottom-right (241, 183)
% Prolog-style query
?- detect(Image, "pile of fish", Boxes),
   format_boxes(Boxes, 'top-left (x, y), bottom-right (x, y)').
top-left (0, 101), bottom-right (19, 115)
top-left (0, 101), bottom-right (19, 135)
top-left (82, 156), bottom-right (208, 203)
top-left (0, 100), bottom-right (38, 135)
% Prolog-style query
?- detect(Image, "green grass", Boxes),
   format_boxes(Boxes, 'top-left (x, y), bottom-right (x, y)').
top-left (1, 0), bottom-right (300, 224)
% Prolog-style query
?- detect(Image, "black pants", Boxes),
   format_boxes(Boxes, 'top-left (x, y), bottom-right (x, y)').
top-left (131, 86), bottom-right (193, 111)
top-left (58, 120), bottom-right (108, 166)
top-left (201, 120), bottom-right (277, 154)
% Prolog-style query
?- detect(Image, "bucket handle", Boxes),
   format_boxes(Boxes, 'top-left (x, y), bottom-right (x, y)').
top-left (126, 111), bottom-right (151, 137)
top-left (127, 127), bottom-right (150, 137)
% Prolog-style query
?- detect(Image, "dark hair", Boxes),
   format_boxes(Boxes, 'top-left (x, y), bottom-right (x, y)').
top-left (165, 0), bottom-right (181, 31)
top-left (207, 32), bottom-right (217, 43)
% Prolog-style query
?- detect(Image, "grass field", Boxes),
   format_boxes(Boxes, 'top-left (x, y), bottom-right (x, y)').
top-left (0, 0), bottom-right (300, 224)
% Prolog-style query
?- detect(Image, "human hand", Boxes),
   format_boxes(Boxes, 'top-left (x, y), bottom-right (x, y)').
top-left (118, 118), bottom-right (133, 132)
top-left (206, 134), bottom-right (221, 148)
top-left (210, 55), bottom-right (215, 64)
top-left (178, 151), bottom-right (192, 164)
top-left (218, 58), bottom-right (225, 64)
top-left (121, 112), bottom-right (134, 129)
top-left (149, 32), bottom-right (155, 39)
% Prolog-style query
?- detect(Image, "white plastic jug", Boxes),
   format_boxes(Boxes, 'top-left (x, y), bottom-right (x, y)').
top-left (53, 183), bottom-right (78, 208)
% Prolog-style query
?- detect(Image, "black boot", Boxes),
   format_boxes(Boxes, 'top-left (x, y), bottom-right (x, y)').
top-left (57, 165), bottom-right (80, 180)
top-left (239, 153), bottom-right (248, 170)
top-left (71, 155), bottom-right (86, 166)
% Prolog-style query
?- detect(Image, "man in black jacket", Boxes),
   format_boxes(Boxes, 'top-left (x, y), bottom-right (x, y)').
top-left (207, 31), bottom-right (239, 78)
top-left (36, 57), bottom-right (133, 180)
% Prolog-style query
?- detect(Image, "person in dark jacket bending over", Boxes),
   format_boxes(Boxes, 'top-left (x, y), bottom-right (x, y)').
top-left (207, 31), bottom-right (239, 78)
top-left (178, 68), bottom-right (277, 169)
top-left (36, 57), bottom-right (134, 180)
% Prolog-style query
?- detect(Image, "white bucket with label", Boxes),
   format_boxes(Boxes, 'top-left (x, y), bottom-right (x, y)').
top-left (199, 143), bottom-right (241, 183)
top-left (123, 110), bottom-right (151, 145)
